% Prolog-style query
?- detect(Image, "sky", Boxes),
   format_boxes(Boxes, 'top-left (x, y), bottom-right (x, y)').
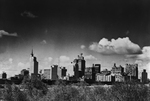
top-left (0, 0), bottom-right (150, 78)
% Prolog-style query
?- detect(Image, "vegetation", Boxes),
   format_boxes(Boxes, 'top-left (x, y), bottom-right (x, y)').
top-left (1, 79), bottom-right (150, 101)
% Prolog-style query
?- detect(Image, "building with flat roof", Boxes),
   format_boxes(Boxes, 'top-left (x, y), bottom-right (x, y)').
top-left (43, 69), bottom-right (51, 79)
top-left (141, 69), bottom-right (148, 84)
top-left (51, 65), bottom-right (58, 80)
top-left (125, 64), bottom-right (138, 81)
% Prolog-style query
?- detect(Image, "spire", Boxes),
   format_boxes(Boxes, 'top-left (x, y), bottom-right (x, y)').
top-left (31, 49), bottom-right (34, 57)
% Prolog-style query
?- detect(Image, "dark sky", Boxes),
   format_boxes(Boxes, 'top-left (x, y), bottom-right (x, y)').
top-left (0, 0), bottom-right (150, 77)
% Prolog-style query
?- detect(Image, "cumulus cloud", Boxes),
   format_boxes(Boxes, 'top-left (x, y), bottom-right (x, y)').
top-left (59, 56), bottom-right (70, 62)
top-left (126, 46), bottom-right (150, 61)
top-left (89, 37), bottom-right (141, 55)
top-left (21, 11), bottom-right (37, 18)
top-left (80, 45), bottom-right (86, 49)
top-left (41, 40), bottom-right (47, 44)
top-left (84, 55), bottom-right (97, 60)
top-left (0, 30), bottom-right (17, 37)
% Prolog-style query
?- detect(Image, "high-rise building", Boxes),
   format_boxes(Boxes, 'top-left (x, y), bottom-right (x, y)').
top-left (51, 65), bottom-right (58, 80)
top-left (30, 49), bottom-right (39, 78)
top-left (62, 67), bottom-right (67, 77)
top-left (125, 64), bottom-right (138, 80)
top-left (141, 69), bottom-right (147, 84)
top-left (94, 64), bottom-right (101, 73)
top-left (84, 67), bottom-right (93, 80)
top-left (57, 67), bottom-right (62, 79)
top-left (44, 69), bottom-right (51, 79)
top-left (73, 53), bottom-right (86, 80)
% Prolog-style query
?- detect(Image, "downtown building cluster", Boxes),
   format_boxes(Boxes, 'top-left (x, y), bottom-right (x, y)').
top-left (70, 53), bottom-right (148, 84)
top-left (0, 52), bottom-right (149, 85)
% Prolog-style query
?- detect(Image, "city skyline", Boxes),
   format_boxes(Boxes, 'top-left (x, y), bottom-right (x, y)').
top-left (0, 0), bottom-right (150, 78)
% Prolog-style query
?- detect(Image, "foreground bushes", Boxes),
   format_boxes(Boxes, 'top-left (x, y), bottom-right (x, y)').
top-left (1, 81), bottom-right (150, 101)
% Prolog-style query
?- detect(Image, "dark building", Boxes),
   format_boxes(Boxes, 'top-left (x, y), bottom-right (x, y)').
top-left (21, 69), bottom-right (29, 76)
top-left (91, 64), bottom-right (101, 81)
top-left (125, 64), bottom-right (138, 81)
top-left (141, 69), bottom-right (148, 84)
top-left (31, 49), bottom-right (39, 77)
top-left (2, 72), bottom-right (7, 79)
top-left (73, 53), bottom-right (86, 80)
top-left (33, 57), bottom-right (38, 76)
top-left (62, 67), bottom-right (67, 77)
top-left (51, 65), bottom-right (58, 80)
top-left (94, 64), bottom-right (101, 73)
top-left (73, 63), bottom-right (79, 80)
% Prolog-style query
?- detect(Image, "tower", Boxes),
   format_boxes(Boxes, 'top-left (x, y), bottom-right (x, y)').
top-left (30, 49), bottom-right (39, 77)
top-left (73, 53), bottom-right (86, 80)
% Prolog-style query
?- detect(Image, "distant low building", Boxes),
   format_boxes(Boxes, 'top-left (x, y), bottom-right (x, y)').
top-left (43, 69), bottom-right (51, 79)
top-left (96, 73), bottom-right (114, 82)
top-left (2, 72), bottom-right (7, 79)
top-left (114, 74), bottom-right (125, 82)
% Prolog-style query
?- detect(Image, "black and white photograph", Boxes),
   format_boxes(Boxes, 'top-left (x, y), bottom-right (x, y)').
top-left (0, 0), bottom-right (150, 101)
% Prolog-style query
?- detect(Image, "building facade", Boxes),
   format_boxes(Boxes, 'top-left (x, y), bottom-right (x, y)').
top-left (125, 64), bottom-right (138, 80)
top-left (96, 73), bottom-right (114, 82)
top-left (43, 69), bottom-right (51, 79)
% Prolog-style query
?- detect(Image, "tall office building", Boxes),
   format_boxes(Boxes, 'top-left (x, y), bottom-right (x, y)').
top-left (125, 64), bottom-right (138, 80)
top-left (57, 67), bottom-right (62, 79)
top-left (141, 69), bottom-right (147, 84)
top-left (73, 53), bottom-right (86, 80)
top-left (84, 67), bottom-right (93, 80)
top-left (30, 49), bottom-right (39, 77)
top-left (51, 65), bottom-right (58, 80)
top-left (62, 67), bottom-right (67, 77)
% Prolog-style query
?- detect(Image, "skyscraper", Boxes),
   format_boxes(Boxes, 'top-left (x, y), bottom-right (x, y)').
top-left (62, 67), bottom-right (67, 78)
top-left (73, 53), bottom-right (86, 80)
top-left (51, 65), bottom-right (58, 80)
top-left (30, 49), bottom-right (39, 77)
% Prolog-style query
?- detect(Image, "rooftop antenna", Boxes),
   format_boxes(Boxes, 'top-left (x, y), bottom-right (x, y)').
top-left (31, 46), bottom-right (34, 57)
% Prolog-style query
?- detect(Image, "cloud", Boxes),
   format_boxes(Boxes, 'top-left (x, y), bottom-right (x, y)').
top-left (41, 40), bottom-right (47, 44)
top-left (0, 30), bottom-right (17, 37)
top-left (59, 56), bottom-right (70, 62)
top-left (80, 45), bottom-right (86, 49)
top-left (21, 11), bottom-right (37, 18)
top-left (89, 37), bottom-right (141, 55)
top-left (126, 46), bottom-right (150, 61)
top-left (84, 55), bottom-right (97, 60)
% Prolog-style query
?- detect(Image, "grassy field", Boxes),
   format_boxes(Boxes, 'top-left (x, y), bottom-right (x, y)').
top-left (0, 80), bottom-right (150, 101)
